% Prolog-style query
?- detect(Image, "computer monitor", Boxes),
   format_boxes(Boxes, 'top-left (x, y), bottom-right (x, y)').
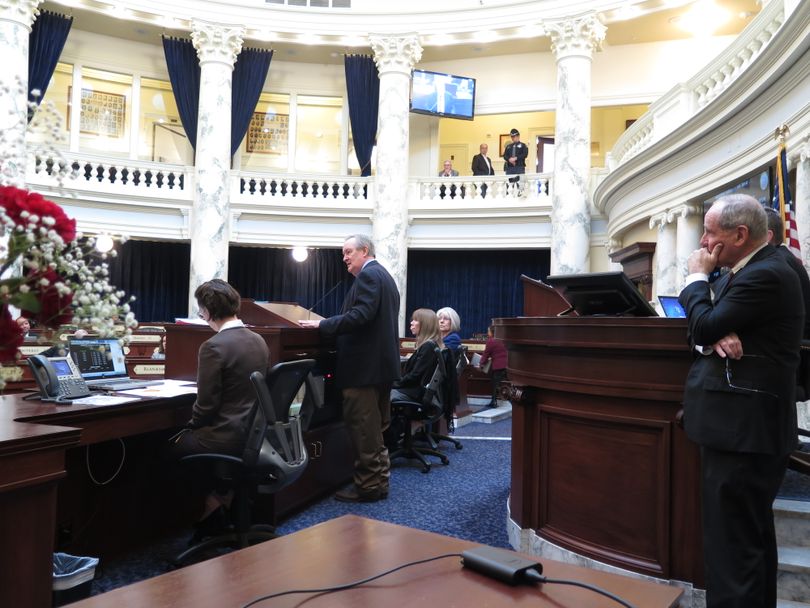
top-left (68, 337), bottom-right (128, 380)
top-left (545, 271), bottom-right (658, 317)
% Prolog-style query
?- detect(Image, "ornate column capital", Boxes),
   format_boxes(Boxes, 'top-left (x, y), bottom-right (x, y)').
top-left (0, 0), bottom-right (41, 30)
top-left (191, 21), bottom-right (245, 68)
top-left (546, 14), bottom-right (606, 61)
top-left (796, 135), bottom-right (810, 164)
top-left (606, 237), bottom-right (623, 255)
top-left (369, 34), bottom-right (422, 76)
top-left (669, 203), bottom-right (703, 221)
top-left (649, 211), bottom-right (671, 229)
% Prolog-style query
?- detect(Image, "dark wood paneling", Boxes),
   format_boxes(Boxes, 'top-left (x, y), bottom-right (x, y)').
top-left (499, 313), bottom-right (704, 586)
top-left (539, 405), bottom-right (670, 577)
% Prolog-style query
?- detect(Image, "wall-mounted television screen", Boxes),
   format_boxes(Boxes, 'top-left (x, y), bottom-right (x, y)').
top-left (410, 69), bottom-right (475, 121)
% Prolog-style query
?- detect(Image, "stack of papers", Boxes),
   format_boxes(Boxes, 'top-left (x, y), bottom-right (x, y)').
top-left (118, 379), bottom-right (197, 398)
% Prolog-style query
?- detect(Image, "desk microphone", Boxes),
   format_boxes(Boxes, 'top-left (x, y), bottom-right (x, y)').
top-left (307, 280), bottom-right (346, 318)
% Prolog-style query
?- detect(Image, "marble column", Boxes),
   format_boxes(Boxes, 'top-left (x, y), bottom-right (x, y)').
top-left (547, 14), bottom-right (605, 275)
top-left (673, 203), bottom-right (704, 293)
top-left (187, 21), bottom-right (244, 315)
top-left (794, 137), bottom-right (810, 272)
top-left (0, 0), bottom-right (41, 187)
top-left (369, 34), bottom-right (422, 331)
top-left (650, 212), bottom-right (677, 298)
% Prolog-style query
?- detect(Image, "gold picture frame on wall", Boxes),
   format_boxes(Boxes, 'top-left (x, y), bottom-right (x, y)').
top-left (67, 87), bottom-right (126, 138)
top-left (246, 112), bottom-right (289, 154)
top-left (499, 133), bottom-right (512, 156)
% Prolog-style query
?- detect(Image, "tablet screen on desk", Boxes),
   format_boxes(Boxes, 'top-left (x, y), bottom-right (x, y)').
top-left (659, 295), bottom-right (686, 318)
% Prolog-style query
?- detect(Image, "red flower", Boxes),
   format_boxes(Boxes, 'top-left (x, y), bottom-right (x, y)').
top-left (0, 307), bottom-right (24, 363)
top-left (21, 269), bottom-right (74, 329)
top-left (0, 185), bottom-right (76, 243)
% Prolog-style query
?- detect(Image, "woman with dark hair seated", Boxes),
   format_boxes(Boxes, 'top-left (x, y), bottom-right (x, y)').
top-left (391, 308), bottom-right (444, 403)
top-left (169, 279), bottom-right (269, 536)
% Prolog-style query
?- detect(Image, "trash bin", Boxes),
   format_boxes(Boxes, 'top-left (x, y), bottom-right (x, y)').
top-left (52, 552), bottom-right (99, 606)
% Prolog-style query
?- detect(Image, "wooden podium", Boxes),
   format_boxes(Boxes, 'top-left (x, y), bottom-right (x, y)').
top-left (501, 278), bottom-right (704, 587)
top-left (164, 299), bottom-right (352, 519)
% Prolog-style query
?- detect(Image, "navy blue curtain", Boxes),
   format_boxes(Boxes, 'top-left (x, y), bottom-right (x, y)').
top-left (344, 55), bottom-right (379, 176)
top-left (162, 37), bottom-right (200, 151)
top-left (28, 11), bottom-right (73, 121)
top-left (107, 240), bottom-right (191, 322)
top-left (231, 48), bottom-right (273, 156)
top-left (228, 247), bottom-right (348, 318)
top-left (108, 240), bottom-right (549, 330)
top-left (406, 249), bottom-right (551, 338)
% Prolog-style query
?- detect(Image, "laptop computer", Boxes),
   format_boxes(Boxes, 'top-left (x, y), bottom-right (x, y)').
top-left (68, 337), bottom-right (161, 391)
top-left (658, 295), bottom-right (687, 318)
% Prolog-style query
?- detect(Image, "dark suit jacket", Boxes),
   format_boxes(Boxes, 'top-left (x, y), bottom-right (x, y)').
top-left (775, 245), bottom-right (810, 338)
top-left (503, 141), bottom-right (528, 172)
top-left (189, 326), bottom-right (270, 453)
top-left (471, 154), bottom-right (495, 176)
top-left (319, 260), bottom-right (401, 390)
top-left (679, 245), bottom-right (803, 455)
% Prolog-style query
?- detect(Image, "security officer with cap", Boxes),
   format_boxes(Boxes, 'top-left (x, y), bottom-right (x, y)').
top-left (503, 128), bottom-right (528, 184)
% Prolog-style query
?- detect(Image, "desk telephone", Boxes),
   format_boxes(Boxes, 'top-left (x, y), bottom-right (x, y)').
top-left (28, 354), bottom-right (91, 402)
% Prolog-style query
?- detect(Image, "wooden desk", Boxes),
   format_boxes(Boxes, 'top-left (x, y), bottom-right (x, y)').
top-left (72, 515), bottom-right (682, 607)
top-left (498, 315), bottom-right (702, 586)
top-left (0, 392), bottom-right (195, 608)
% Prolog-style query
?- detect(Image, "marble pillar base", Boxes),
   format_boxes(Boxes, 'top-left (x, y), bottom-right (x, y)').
top-left (506, 496), bottom-right (704, 607)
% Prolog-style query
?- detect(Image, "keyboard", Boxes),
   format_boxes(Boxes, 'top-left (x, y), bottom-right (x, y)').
top-left (89, 380), bottom-right (162, 392)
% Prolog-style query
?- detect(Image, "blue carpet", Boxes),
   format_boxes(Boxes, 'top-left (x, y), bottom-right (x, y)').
top-left (89, 418), bottom-right (513, 596)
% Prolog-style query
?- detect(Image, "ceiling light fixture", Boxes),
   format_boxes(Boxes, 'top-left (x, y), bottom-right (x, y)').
top-left (291, 246), bottom-right (308, 262)
top-left (674, 0), bottom-right (730, 37)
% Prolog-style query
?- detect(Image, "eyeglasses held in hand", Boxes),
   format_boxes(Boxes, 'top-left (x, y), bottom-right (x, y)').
top-left (724, 356), bottom-right (779, 399)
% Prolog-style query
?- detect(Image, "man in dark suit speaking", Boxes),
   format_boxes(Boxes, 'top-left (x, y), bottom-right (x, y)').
top-left (679, 194), bottom-right (804, 607)
top-left (300, 234), bottom-right (401, 502)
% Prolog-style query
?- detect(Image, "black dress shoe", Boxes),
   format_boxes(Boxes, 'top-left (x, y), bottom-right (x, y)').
top-left (334, 485), bottom-right (383, 503)
top-left (188, 506), bottom-right (229, 545)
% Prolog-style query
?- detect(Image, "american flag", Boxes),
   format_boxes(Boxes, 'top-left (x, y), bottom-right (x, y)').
top-left (773, 142), bottom-right (801, 257)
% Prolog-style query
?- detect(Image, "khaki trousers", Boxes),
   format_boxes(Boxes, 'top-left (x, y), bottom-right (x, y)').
top-left (342, 384), bottom-right (391, 492)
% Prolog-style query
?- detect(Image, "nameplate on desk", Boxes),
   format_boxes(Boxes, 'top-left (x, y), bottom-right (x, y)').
top-left (465, 343), bottom-right (485, 352)
top-left (0, 366), bottom-right (24, 382)
top-left (19, 345), bottom-right (51, 356)
top-left (129, 334), bottom-right (162, 344)
top-left (401, 341), bottom-right (416, 349)
top-left (132, 364), bottom-right (165, 375)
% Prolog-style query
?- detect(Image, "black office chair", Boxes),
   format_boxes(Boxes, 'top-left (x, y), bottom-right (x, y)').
top-left (174, 359), bottom-right (321, 565)
top-left (419, 347), bottom-right (464, 451)
top-left (390, 346), bottom-right (450, 473)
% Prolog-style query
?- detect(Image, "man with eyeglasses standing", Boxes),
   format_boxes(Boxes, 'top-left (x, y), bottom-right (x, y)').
top-left (679, 194), bottom-right (804, 608)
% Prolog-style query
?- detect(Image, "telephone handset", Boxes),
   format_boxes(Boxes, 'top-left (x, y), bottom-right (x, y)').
top-left (27, 354), bottom-right (91, 403)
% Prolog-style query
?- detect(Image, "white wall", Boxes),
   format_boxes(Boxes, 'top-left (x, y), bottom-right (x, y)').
top-left (419, 36), bottom-right (736, 113)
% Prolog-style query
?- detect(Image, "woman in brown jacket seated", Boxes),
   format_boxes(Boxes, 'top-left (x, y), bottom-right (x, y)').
top-left (169, 279), bottom-right (269, 538)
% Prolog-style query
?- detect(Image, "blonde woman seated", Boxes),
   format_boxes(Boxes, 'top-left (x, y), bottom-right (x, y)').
top-left (391, 308), bottom-right (444, 403)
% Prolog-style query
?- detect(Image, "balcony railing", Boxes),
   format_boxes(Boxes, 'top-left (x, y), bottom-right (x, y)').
top-left (607, 0), bottom-right (784, 169)
top-left (27, 151), bottom-right (193, 202)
